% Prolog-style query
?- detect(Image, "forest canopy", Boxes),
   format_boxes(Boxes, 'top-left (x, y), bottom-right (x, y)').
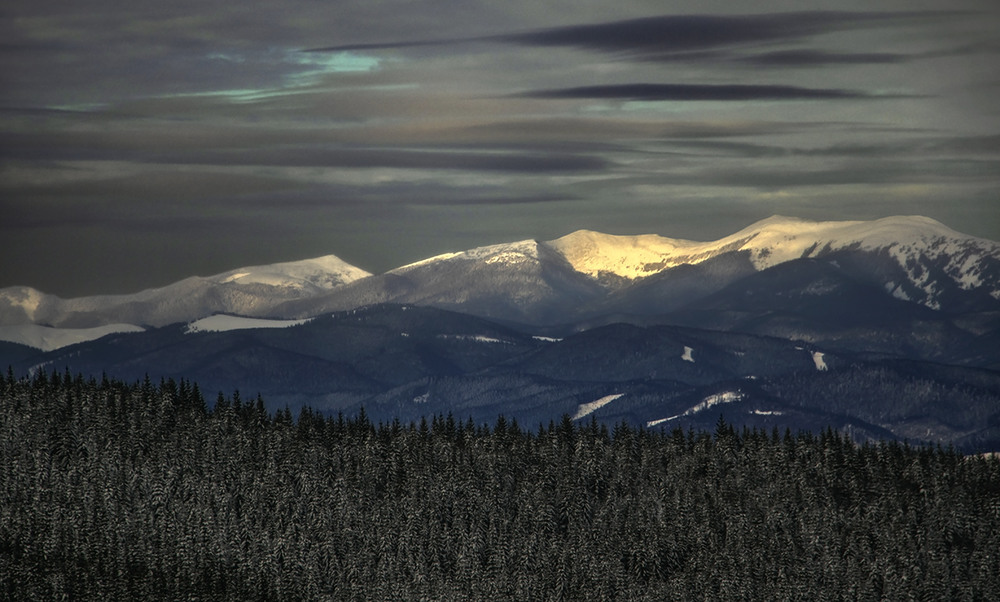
top-left (2, 369), bottom-right (999, 600)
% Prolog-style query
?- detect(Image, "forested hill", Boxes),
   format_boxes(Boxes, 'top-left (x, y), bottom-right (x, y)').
top-left (3, 371), bottom-right (1000, 600)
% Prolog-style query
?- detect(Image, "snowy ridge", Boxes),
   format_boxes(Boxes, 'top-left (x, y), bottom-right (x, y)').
top-left (210, 255), bottom-right (371, 291)
top-left (0, 254), bottom-right (371, 328)
top-left (546, 230), bottom-right (710, 280)
top-left (3, 215), bottom-right (997, 329)
top-left (391, 240), bottom-right (540, 273)
top-left (546, 216), bottom-right (1000, 309)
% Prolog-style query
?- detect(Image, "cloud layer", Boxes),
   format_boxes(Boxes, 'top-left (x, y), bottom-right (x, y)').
top-left (2, 2), bottom-right (999, 295)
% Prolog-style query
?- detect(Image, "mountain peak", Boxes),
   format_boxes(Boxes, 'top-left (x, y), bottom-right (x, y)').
top-left (0, 253), bottom-right (373, 329)
top-left (735, 214), bottom-right (964, 244)
top-left (541, 216), bottom-right (999, 311)
top-left (212, 254), bottom-right (371, 290)
top-left (546, 230), bottom-right (701, 281)
top-left (392, 239), bottom-right (542, 273)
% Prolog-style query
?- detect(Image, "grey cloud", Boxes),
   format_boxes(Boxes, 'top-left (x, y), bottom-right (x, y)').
top-left (171, 147), bottom-right (613, 174)
top-left (670, 159), bottom-right (1000, 190)
top-left (0, 137), bottom-right (612, 174)
top-left (518, 83), bottom-right (881, 101)
top-left (658, 134), bottom-right (1000, 161)
top-left (737, 49), bottom-right (909, 66)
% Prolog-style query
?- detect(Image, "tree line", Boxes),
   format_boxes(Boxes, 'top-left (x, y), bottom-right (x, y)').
top-left (2, 368), bottom-right (999, 600)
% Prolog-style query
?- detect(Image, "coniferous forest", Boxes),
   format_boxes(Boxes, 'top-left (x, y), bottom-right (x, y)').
top-left (3, 369), bottom-right (1000, 601)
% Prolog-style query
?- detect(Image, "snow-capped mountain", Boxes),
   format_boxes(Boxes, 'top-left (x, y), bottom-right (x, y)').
top-left (273, 239), bottom-right (605, 324)
top-left (275, 215), bottom-right (999, 326)
top-left (547, 216), bottom-right (1000, 310)
top-left (0, 255), bottom-right (370, 330)
top-left (2, 215), bottom-right (998, 349)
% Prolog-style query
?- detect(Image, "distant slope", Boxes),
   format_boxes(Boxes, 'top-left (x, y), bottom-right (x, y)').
top-left (9, 303), bottom-right (999, 451)
top-left (659, 257), bottom-right (994, 365)
top-left (0, 323), bottom-right (145, 352)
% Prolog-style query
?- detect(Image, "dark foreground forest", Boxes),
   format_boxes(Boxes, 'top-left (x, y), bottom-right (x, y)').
top-left (2, 370), bottom-right (1000, 600)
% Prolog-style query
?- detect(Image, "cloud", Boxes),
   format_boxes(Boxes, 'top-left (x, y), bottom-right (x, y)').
top-left (0, 136), bottom-right (612, 174)
top-left (517, 83), bottom-right (882, 101)
top-left (502, 13), bottom-right (845, 55)
top-left (307, 10), bottom-right (963, 62)
top-left (736, 49), bottom-right (909, 67)
top-left (170, 147), bottom-right (613, 173)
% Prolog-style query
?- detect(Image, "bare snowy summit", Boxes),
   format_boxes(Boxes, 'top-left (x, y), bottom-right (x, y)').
top-left (210, 255), bottom-right (371, 291)
top-left (0, 254), bottom-right (371, 330)
top-left (543, 215), bottom-right (999, 310)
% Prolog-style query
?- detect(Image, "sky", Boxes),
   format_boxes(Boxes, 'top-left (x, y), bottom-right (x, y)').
top-left (2, 0), bottom-right (999, 296)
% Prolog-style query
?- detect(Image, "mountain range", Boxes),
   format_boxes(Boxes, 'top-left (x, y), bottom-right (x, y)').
top-left (2, 215), bottom-right (999, 449)
top-left (4, 215), bottom-right (998, 333)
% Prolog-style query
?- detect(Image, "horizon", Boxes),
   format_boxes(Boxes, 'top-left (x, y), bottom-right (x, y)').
top-left (3, 1), bottom-right (999, 296)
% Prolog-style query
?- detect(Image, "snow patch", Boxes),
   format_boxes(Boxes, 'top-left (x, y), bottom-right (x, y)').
top-left (436, 334), bottom-right (508, 344)
top-left (646, 390), bottom-right (745, 427)
top-left (689, 390), bottom-right (744, 415)
top-left (752, 409), bottom-right (783, 416)
top-left (572, 393), bottom-right (624, 420)
top-left (221, 272), bottom-right (251, 283)
top-left (533, 335), bottom-right (562, 342)
top-left (0, 323), bottom-right (145, 351)
top-left (413, 392), bottom-right (430, 404)
top-left (811, 351), bottom-right (828, 371)
top-left (485, 251), bottom-right (531, 265)
top-left (681, 346), bottom-right (695, 363)
top-left (885, 281), bottom-right (911, 301)
top-left (185, 315), bottom-right (312, 334)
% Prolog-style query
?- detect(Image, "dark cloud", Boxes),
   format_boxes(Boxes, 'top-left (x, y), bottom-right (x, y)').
top-left (518, 83), bottom-right (881, 101)
top-left (501, 12), bottom-right (852, 56)
top-left (308, 11), bottom-right (962, 62)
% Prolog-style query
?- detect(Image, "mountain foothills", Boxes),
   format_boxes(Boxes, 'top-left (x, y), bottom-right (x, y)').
top-left (2, 215), bottom-right (999, 450)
